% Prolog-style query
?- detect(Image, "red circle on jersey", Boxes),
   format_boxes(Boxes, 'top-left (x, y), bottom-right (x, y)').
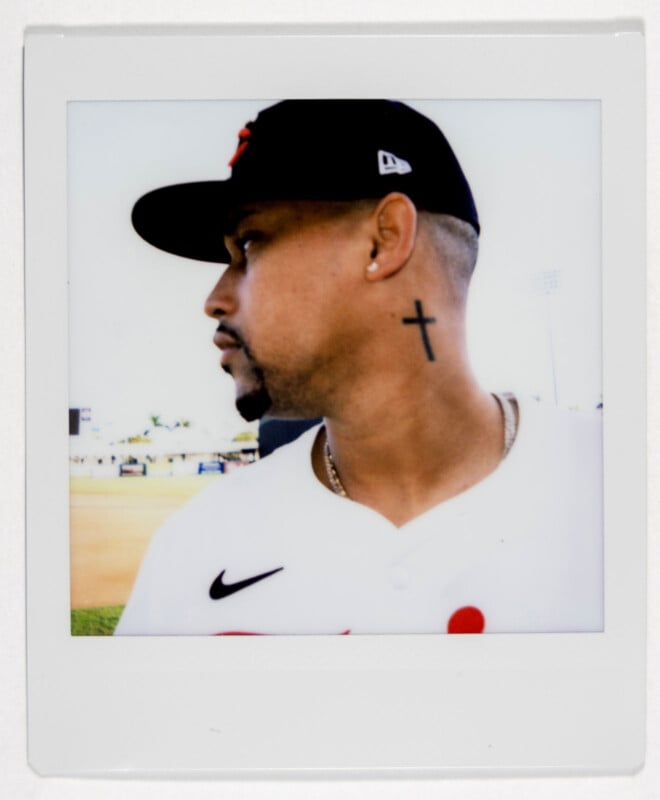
top-left (447, 606), bottom-right (485, 634)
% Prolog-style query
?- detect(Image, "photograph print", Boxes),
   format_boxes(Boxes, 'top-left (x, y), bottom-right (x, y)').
top-left (67, 97), bottom-right (603, 637)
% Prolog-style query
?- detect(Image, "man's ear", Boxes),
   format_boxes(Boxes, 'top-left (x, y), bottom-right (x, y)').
top-left (365, 193), bottom-right (418, 282)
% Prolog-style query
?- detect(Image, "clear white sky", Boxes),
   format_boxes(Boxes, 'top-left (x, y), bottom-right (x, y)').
top-left (67, 99), bottom-right (601, 445)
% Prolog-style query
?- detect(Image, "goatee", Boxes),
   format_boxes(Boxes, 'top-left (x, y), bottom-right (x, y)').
top-left (236, 386), bottom-right (273, 422)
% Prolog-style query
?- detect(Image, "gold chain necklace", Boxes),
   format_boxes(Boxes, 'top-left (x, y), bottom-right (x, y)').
top-left (322, 392), bottom-right (517, 499)
top-left (323, 435), bottom-right (348, 498)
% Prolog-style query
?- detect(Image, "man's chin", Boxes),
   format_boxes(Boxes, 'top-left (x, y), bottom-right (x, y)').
top-left (235, 388), bottom-right (273, 422)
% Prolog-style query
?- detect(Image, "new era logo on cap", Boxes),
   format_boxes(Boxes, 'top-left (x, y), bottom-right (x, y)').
top-left (378, 149), bottom-right (412, 176)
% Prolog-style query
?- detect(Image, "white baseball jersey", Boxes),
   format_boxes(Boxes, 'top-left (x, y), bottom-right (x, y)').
top-left (115, 396), bottom-right (603, 636)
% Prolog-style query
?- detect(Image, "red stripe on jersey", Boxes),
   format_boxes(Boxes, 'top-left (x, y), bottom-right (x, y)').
top-left (214, 629), bottom-right (353, 635)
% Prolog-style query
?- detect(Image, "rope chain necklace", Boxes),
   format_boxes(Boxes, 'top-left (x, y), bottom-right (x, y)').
top-left (323, 392), bottom-right (518, 500)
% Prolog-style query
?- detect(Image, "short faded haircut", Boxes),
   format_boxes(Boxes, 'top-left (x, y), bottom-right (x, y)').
top-left (419, 211), bottom-right (479, 300)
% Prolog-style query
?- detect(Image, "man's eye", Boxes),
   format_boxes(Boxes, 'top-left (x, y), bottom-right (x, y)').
top-left (236, 233), bottom-right (259, 254)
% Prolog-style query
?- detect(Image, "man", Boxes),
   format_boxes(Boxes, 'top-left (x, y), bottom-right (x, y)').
top-left (116, 100), bottom-right (602, 635)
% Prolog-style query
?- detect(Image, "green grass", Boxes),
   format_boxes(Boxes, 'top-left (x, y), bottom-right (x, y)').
top-left (71, 605), bottom-right (125, 636)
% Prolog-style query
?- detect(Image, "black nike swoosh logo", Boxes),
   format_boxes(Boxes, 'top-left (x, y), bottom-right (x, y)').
top-left (209, 566), bottom-right (284, 600)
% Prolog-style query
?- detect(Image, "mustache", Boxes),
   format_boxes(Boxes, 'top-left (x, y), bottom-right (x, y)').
top-left (215, 321), bottom-right (258, 362)
top-left (216, 321), bottom-right (247, 350)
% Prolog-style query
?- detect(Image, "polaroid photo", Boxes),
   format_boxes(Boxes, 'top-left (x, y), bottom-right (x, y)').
top-left (24, 25), bottom-right (646, 776)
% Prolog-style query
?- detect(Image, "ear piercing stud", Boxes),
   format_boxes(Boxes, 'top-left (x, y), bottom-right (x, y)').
top-left (366, 261), bottom-right (379, 274)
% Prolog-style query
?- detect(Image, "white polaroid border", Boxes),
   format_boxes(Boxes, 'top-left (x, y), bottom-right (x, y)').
top-left (24, 25), bottom-right (646, 777)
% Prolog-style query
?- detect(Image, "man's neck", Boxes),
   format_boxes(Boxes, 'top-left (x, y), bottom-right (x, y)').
top-left (311, 371), bottom-right (508, 528)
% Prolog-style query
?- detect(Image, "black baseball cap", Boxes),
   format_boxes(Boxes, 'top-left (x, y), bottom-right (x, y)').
top-left (131, 100), bottom-right (479, 263)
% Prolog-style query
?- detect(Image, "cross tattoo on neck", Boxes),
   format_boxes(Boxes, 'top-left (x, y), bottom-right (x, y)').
top-left (402, 299), bottom-right (437, 361)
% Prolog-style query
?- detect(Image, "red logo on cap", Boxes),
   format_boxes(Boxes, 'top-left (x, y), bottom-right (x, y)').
top-left (229, 127), bottom-right (252, 167)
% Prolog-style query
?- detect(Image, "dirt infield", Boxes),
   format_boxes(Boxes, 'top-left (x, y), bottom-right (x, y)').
top-left (70, 475), bottom-right (221, 609)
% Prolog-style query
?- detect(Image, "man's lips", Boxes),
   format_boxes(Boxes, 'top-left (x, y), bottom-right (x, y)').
top-left (213, 330), bottom-right (243, 368)
top-left (213, 331), bottom-right (241, 351)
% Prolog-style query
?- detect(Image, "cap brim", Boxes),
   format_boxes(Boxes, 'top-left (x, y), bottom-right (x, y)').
top-left (131, 181), bottom-right (232, 263)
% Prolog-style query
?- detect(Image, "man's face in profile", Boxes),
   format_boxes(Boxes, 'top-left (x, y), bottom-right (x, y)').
top-left (205, 200), bottom-right (371, 422)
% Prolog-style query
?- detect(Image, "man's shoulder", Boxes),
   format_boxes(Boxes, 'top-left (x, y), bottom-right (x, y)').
top-left (512, 395), bottom-right (602, 473)
top-left (164, 422), bottom-right (321, 522)
top-left (126, 423), bottom-right (318, 582)
top-left (222, 421), bottom-right (318, 485)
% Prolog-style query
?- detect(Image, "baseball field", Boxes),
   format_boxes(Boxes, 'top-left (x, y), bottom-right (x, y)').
top-left (70, 474), bottom-right (222, 634)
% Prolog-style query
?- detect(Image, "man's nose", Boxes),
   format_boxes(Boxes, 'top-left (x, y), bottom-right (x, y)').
top-left (204, 267), bottom-right (238, 318)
